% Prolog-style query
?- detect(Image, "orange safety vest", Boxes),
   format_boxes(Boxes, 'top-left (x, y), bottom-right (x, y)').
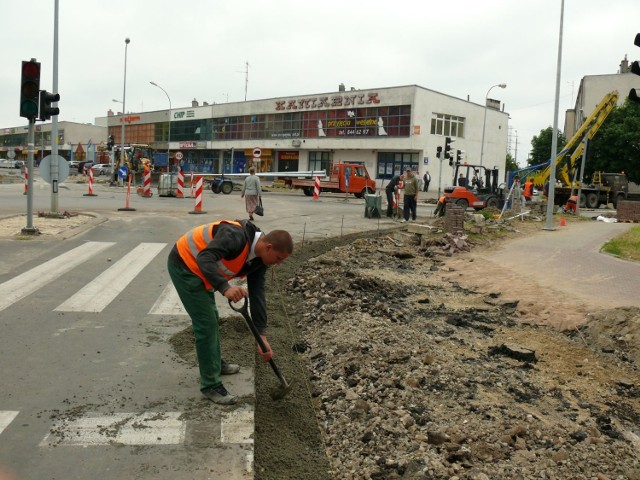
top-left (523, 181), bottom-right (534, 198)
top-left (176, 220), bottom-right (250, 290)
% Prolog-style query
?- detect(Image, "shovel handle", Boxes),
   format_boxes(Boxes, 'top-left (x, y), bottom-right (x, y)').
top-left (228, 298), bottom-right (289, 387)
top-left (228, 298), bottom-right (271, 359)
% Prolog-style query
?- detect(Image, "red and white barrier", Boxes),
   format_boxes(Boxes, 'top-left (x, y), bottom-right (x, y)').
top-left (83, 168), bottom-right (97, 196)
top-left (313, 176), bottom-right (320, 200)
top-left (176, 171), bottom-right (184, 198)
top-left (141, 170), bottom-right (152, 197)
top-left (189, 173), bottom-right (195, 198)
top-left (189, 176), bottom-right (206, 214)
top-left (23, 166), bottom-right (28, 195)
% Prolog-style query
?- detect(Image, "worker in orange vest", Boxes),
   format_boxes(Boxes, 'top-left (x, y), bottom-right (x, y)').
top-left (434, 194), bottom-right (447, 217)
top-left (564, 195), bottom-right (578, 214)
top-left (523, 179), bottom-right (534, 202)
top-left (168, 220), bottom-right (293, 404)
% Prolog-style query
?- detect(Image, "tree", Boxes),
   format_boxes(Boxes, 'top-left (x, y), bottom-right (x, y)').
top-left (587, 100), bottom-right (640, 184)
top-left (504, 153), bottom-right (518, 172)
top-left (529, 127), bottom-right (567, 166)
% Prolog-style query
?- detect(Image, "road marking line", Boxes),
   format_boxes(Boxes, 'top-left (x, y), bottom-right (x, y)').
top-left (148, 283), bottom-right (238, 318)
top-left (221, 406), bottom-right (254, 444)
top-left (148, 283), bottom-right (187, 315)
top-left (55, 242), bottom-right (166, 313)
top-left (0, 242), bottom-right (115, 312)
top-left (40, 411), bottom-right (185, 447)
top-left (0, 411), bottom-right (19, 434)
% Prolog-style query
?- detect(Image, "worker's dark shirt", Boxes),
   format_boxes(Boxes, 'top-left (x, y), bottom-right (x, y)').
top-left (386, 175), bottom-right (401, 192)
top-left (169, 220), bottom-right (269, 332)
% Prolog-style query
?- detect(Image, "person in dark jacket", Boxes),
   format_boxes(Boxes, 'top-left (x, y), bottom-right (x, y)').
top-left (167, 220), bottom-right (293, 404)
top-left (385, 175), bottom-right (401, 217)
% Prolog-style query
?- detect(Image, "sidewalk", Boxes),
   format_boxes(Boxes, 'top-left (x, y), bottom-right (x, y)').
top-left (484, 219), bottom-right (639, 309)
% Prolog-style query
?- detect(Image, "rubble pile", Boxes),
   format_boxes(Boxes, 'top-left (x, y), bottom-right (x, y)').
top-left (285, 236), bottom-right (640, 480)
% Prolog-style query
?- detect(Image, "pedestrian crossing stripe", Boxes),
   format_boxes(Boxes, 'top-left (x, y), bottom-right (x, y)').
top-left (0, 411), bottom-right (19, 435)
top-left (37, 408), bottom-right (255, 447)
top-left (55, 242), bottom-right (167, 313)
top-left (0, 241), bottom-right (115, 312)
top-left (0, 241), bottom-right (242, 316)
top-left (148, 282), bottom-right (187, 315)
top-left (40, 411), bottom-right (186, 446)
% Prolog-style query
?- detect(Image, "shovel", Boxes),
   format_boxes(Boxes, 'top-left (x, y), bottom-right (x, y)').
top-left (228, 297), bottom-right (292, 400)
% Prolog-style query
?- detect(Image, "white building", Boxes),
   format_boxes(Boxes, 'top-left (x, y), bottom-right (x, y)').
top-left (97, 84), bottom-right (509, 194)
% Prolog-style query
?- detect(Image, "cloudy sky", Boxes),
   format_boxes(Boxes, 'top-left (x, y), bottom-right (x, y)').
top-left (2, 0), bottom-right (638, 165)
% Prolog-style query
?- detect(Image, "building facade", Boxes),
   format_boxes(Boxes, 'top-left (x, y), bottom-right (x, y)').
top-left (0, 122), bottom-right (108, 165)
top-left (97, 84), bottom-right (509, 191)
top-left (564, 56), bottom-right (639, 138)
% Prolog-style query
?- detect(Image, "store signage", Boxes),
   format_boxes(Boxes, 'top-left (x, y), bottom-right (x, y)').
top-left (275, 92), bottom-right (381, 111)
top-left (119, 115), bottom-right (141, 124)
top-left (179, 142), bottom-right (196, 149)
top-left (173, 110), bottom-right (195, 119)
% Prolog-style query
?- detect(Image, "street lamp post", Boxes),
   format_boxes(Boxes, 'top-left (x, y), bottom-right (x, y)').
top-left (150, 81), bottom-right (172, 171)
top-left (479, 83), bottom-right (507, 167)
top-left (111, 99), bottom-right (122, 179)
top-left (120, 38), bottom-right (131, 183)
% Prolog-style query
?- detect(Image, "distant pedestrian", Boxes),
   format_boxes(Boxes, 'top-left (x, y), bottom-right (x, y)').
top-left (402, 169), bottom-right (419, 222)
top-left (241, 167), bottom-right (262, 221)
top-left (423, 171), bottom-right (431, 192)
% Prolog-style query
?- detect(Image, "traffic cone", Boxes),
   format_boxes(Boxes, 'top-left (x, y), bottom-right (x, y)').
top-left (560, 216), bottom-right (566, 227)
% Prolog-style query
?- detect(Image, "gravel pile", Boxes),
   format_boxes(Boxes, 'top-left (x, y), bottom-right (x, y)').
top-left (286, 236), bottom-right (640, 480)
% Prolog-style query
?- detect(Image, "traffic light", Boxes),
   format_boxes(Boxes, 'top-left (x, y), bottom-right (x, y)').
top-left (445, 137), bottom-right (454, 165)
top-left (20, 59), bottom-right (41, 120)
top-left (630, 33), bottom-right (640, 104)
top-left (456, 150), bottom-right (462, 163)
top-left (436, 146), bottom-right (442, 159)
top-left (107, 135), bottom-right (115, 151)
top-left (38, 90), bottom-right (60, 121)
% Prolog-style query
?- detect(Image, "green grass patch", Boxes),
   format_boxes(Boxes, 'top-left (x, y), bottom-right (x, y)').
top-left (602, 225), bottom-right (640, 261)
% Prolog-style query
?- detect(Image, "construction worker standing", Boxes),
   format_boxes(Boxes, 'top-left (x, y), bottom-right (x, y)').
top-left (402, 169), bottom-right (419, 222)
top-left (523, 179), bottom-right (534, 203)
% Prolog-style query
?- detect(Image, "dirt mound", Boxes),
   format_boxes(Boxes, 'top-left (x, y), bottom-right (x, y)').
top-left (172, 226), bottom-right (640, 479)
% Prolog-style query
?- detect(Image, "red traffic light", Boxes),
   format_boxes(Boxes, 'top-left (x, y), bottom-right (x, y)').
top-left (20, 59), bottom-right (41, 120)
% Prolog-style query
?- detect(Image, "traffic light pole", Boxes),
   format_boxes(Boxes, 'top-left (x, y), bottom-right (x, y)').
top-left (21, 120), bottom-right (38, 235)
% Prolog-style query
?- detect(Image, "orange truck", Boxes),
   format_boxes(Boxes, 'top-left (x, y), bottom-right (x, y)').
top-left (291, 163), bottom-right (376, 198)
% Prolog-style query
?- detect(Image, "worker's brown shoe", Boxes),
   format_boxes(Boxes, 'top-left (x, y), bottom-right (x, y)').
top-left (202, 384), bottom-right (237, 405)
top-left (221, 359), bottom-right (240, 375)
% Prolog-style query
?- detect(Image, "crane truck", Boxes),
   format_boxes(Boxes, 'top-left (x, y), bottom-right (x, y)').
top-left (510, 91), bottom-right (632, 208)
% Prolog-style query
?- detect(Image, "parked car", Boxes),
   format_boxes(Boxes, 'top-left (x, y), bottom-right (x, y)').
top-left (76, 161), bottom-right (94, 174)
top-left (90, 163), bottom-right (113, 176)
top-left (0, 159), bottom-right (24, 169)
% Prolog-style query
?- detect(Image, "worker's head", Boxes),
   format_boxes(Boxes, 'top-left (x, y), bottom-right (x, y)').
top-left (257, 230), bottom-right (293, 266)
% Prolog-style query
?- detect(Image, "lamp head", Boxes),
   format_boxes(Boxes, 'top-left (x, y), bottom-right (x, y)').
top-left (125, 38), bottom-right (131, 45)
top-left (498, 83), bottom-right (507, 88)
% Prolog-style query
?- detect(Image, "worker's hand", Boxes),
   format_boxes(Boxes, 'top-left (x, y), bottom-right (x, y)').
top-left (223, 286), bottom-right (248, 303)
top-left (257, 335), bottom-right (273, 362)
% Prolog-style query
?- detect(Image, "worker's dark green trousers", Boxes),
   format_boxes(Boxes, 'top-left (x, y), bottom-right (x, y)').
top-left (167, 260), bottom-right (222, 391)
